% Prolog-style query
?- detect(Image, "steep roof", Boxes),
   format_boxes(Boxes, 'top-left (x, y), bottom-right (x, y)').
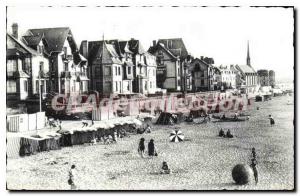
top-left (148, 42), bottom-right (177, 60)
top-left (157, 38), bottom-right (188, 59)
top-left (27, 27), bottom-right (74, 54)
top-left (128, 39), bottom-right (145, 54)
top-left (87, 40), bottom-right (122, 65)
top-left (22, 34), bottom-right (43, 48)
top-left (236, 64), bottom-right (257, 74)
top-left (7, 33), bottom-right (38, 56)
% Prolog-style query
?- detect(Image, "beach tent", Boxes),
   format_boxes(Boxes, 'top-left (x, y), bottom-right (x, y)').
top-left (156, 112), bottom-right (183, 125)
top-left (7, 136), bottom-right (21, 158)
top-left (19, 136), bottom-right (42, 156)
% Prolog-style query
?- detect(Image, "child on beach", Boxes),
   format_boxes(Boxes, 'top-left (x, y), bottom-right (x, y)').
top-left (68, 165), bottom-right (77, 190)
top-left (160, 161), bottom-right (171, 174)
top-left (269, 115), bottom-right (275, 126)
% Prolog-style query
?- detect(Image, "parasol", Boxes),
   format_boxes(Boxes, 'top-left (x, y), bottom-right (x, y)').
top-left (170, 130), bottom-right (184, 142)
top-left (169, 129), bottom-right (184, 142)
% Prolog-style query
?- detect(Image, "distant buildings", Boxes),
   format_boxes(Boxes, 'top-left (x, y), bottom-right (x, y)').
top-left (269, 70), bottom-right (275, 88)
top-left (218, 65), bottom-right (236, 89)
top-left (235, 42), bottom-right (258, 93)
top-left (257, 70), bottom-right (269, 86)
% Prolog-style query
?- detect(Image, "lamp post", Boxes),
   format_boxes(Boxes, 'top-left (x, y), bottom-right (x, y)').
top-left (39, 71), bottom-right (42, 112)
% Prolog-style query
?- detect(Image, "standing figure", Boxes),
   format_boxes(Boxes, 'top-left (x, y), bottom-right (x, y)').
top-left (148, 139), bottom-right (157, 157)
top-left (250, 148), bottom-right (258, 184)
top-left (269, 115), bottom-right (275, 126)
top-left (138, 138), bottom-right (145, 158)
top-left (68, 165), bottom-right (77, 190)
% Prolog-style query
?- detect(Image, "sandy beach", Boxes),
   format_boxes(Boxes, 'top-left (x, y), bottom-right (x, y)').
top-left (6, 95), bottom-right (294, 190)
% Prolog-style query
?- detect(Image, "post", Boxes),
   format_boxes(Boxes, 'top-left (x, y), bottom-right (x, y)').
top-left (39, 73), bottom-right (42, 112)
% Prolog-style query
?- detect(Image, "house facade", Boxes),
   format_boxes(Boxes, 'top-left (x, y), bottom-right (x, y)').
top-left (148, 38), bottom-right (192, 92)
top-left (81, 39), bottom-right (157, 96)
top-left (189, 58), bottom-right (210, 91)
top-left (23, 27), bottom-right (89, 96)
top-left (219, 65), bottom-right (236, 89)
top-left (6, 23), bottom-right (50, 110)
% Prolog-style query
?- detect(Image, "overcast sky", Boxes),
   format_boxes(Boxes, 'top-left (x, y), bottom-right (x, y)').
top-left (7, 6), bottom-right (294, 81)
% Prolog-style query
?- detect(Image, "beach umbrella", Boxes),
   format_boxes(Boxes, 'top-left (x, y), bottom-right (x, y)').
top-left (169, 130), bottom-right (184, 142)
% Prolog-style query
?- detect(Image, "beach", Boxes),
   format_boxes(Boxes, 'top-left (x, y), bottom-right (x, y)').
top-left (6, 95), bottom-right (294, 190)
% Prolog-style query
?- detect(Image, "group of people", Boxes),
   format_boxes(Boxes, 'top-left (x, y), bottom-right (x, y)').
top-left (218, 128), bottom-right (234, 138)
top-left (138, 138), bottom-right (157, 158)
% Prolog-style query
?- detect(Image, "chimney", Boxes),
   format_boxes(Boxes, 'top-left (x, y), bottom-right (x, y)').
top-left (153, 40), bottom-right (157, 46)
top-left (12, 23), bottom-right (18, 39)
top-left (200, 56), bottom-right (204, 60)
top-left (80, 40), bottom-right (88, 59)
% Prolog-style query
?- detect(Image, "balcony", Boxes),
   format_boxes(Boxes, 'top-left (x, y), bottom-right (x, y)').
top-left (61, 71), bottom-right (71, 78)
top-left (63, 54), bottom-right (73, 62)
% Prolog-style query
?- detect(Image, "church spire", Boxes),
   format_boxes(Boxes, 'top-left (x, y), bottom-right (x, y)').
top-left (246, 40), bottom-right (251, 66)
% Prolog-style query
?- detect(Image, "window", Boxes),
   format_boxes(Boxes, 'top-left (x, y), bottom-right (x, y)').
top-left (39, 61), bottom-right (44, 72)
top-left (104, 81), bottom-right (111, 92)
top-left (115, 81), bottom-right (118, 91)
top-left (63, 47), bottom-right (67, 56)
top-left (7, 81), bottom-right (16, 93)
top-left (95, 82), bottom-right (101, 90)
top-left (115, 67), bottom-right (118, 76)
top-left (150, 81), bottom-right (152, 89)
top-left (7, 60), bottom-right (17, 72)
top-left (201, 79), bottom-right (204, 86)
top-left (153, 69), bottom-right (155, 76)
top-left (127, 82), bottom-right (130, 91)
top-left (64, 62), bottom-right (68, 71)
top-left (128, 67), bottom-right (131, 74)
top-left (37, 45), bottom-right (43, 54)
top-left (144, 82), bottom-right (148, 90)
top-left (24, 80), bottom-right (28, 92)
top-left (104, 67), bottom-right (111, 76)
top-left (118, 67), bottom-right (121, 76)
top-left (95, 67), bottom-right (101, 77)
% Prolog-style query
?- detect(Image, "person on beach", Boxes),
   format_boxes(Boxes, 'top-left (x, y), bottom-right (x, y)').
top-left (222, 113), bottom-right (226, 119)
top-left (250, 158), bottom-right (258, 184)
top-left (219, 128), bottom-right (225, 137)
top-left (145, 124), bottom-right (152, 133)
top-left (226, 129), bottom-right (233, 138)
top-left (138, 138), bottom-right (145, 158)
top-left (68, 165), bottom-right (77, 190)
top-left (160, 161), bottom-right (171, 174)
top-left (269, 115), bottom-right (275, 126)
top-left (148, 139), bottom-right (157, 157)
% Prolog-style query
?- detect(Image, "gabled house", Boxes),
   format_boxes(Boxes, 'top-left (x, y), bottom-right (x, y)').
top-left (85, 40), bottom-right (124, 95)
top-left (148, 38), bottom-right (191, 92)
top-left (6, 23), bottom-right (50, 111)
top-left (81, 38), bottom-right (158, 96)
top-left (189, 58), bottom-right (210, 92)
top-left (23, 27), bottom-right (88, 96)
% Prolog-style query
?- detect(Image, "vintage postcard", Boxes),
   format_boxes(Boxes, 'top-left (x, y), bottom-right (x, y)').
top-left (6, 6), bottom-right (294, 190)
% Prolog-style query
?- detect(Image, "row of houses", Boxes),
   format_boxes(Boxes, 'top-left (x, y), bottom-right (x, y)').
top-left (7, 24), bottom-right (273, 114)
